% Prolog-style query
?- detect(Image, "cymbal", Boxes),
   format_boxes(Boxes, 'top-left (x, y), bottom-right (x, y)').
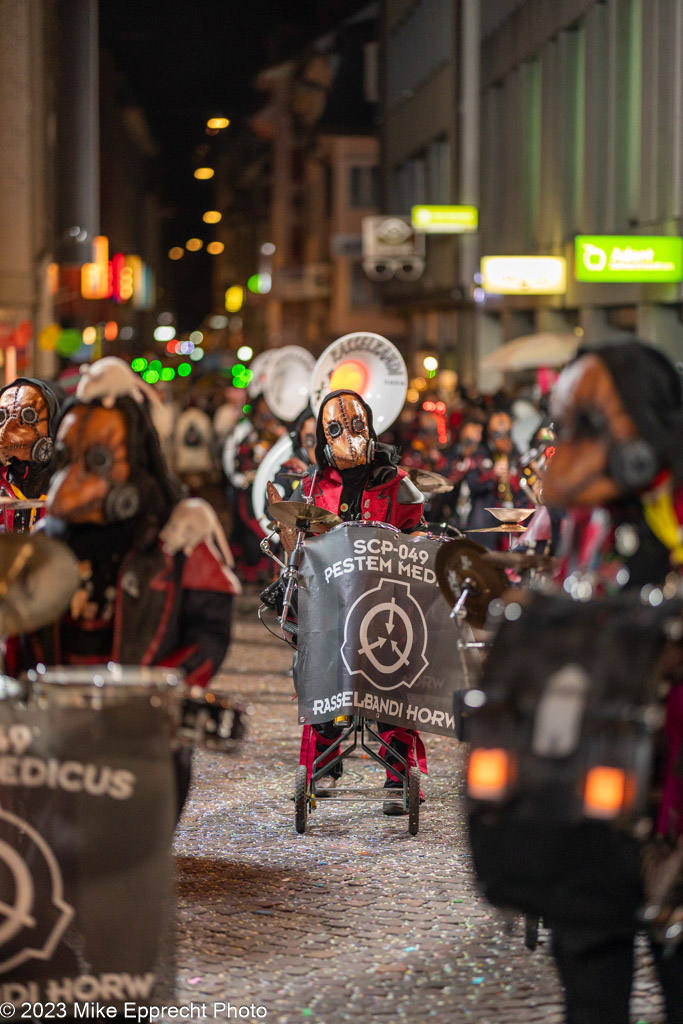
top-left (484, 507), bottom-right (535, 523)
top-left (267, 500), bottom-right (342, 533)
top-left (403, 468), bottom-right (454, 494)
top-left (482, 550), bottom-right (557, 573)
top-left (0, 532), bottom-right (80, 636)
top-left (434, 538), bottom-right (508, 630)
top-left (0, 497), bottom-right (47, 510)
top-left (467, 524), bottom-right (528, 533)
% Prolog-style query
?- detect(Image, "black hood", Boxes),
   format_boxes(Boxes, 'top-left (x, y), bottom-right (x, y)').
top-left (579, 340), bottom-right (683, 480)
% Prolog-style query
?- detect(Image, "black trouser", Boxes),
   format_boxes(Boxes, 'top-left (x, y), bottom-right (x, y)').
top-left (551, 927), bottom-right (683, 1024)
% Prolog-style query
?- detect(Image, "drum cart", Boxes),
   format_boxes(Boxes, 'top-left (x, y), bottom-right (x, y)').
top-left (259, 500), bottom-right (426, 837)
top-left (294, 715), bottom-right (422, 835)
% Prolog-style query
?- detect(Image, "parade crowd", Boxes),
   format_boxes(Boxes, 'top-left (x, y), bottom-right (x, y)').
top-left (0, 340), bottom-right (681, 1024)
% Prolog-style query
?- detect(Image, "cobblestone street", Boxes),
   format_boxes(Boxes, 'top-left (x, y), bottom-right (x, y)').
top-left (173, 590), bottom-right (665, 1024)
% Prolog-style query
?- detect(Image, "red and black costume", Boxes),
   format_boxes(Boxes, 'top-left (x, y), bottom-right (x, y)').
top-left (297, 390), bottom-right (428, 813)
top-left (541, 341), bottom-right (683, 1024)
top-left (7, 363), bottom-right (241, 813)
top-left (222, 394), bottom-right (284, 581)
top-left (464, 410), bottom-right (525, 549)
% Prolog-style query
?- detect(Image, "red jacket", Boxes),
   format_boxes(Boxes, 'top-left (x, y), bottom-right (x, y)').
top-left (303, 466), bottom-right (424, 532)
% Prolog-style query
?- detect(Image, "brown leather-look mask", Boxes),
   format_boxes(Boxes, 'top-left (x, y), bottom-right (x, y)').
top-left (322, 394), bottom-right (372, 470)
top-left (487, 412), bottom-right (513, 454)
top-left (543, 354), bottom-right (641, 507)
top-left (0, 384), bottom-right (51, 466)
top-left (47, 405), bottom-right (133, 524)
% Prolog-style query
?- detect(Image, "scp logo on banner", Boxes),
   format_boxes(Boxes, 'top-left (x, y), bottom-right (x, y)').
top-left (0, 807), bottom-right (74, 973)
top-left (341, 579), bottom-right (429, 691)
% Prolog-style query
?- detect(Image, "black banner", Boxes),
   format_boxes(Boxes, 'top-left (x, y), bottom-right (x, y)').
top-left (0, 688), bottom-right (177, 1013)
top-left (296, 523), bottom-right (479, 736)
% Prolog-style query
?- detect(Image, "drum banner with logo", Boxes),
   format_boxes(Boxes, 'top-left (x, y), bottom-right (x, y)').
top-left (296, 524), bottom-right (479, 735)
top-left (0, 697), bottom-right (176, 1011)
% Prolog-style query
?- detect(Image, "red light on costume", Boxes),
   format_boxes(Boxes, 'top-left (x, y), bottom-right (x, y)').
top-left (423, 400), bottom-right (436, 412)
top-left (329, 360), bottom-right (368, 395)
top-left (545, 445), bottom-right (556, 461)
top-left (467, 747), bottom-right (510, 800)
top-left (583, 766), bottom-right (626, 819)
top-left (435, 401), bottom-right (446, 413)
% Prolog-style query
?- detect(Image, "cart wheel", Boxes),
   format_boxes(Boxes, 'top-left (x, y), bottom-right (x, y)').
top-left (408, 767), bottom-right (420, 835)
top-left (294, 765), bottom-right (308, 834)
top-left (524, 914), bottom-right (540, 951)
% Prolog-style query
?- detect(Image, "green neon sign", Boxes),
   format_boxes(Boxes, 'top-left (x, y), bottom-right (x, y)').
top-left (575, 235), bottom-right (683, 282)
top-left (411, 205), bottom-right (478, 234)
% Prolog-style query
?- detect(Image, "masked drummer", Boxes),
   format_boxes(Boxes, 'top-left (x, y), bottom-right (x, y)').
top-left (0, 377), bottom-right (61, 532)
top-left (538, 341), bottom-right (683, 1024)
top-left (294, 389), bottom-right (428, 815)
top-left (7, 357), bottom-right (241, 811)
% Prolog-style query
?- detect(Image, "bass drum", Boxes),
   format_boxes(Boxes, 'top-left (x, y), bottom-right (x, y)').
top-left (251, 433), bottom-right (294, 539)
top-left (0, 664), bottom-right (184, 1011)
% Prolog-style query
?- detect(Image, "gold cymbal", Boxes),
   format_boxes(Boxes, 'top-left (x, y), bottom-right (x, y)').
top-left (484, 507), bottom-right (535, 523)
top-left (0, 532), bottom-right (80, 636)
top-left (403, 468), bottom-right (453, 494)
top-left (467, 524), bottom-right (528, 533)
top-left (267, 500), bottom-right (342, 532)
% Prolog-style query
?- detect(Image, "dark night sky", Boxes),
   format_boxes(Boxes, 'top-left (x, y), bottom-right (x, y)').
top-left (99, 1), bottom-right (323, 328)
top-left (100, 2), bottom-right (322, 174)
top-left (98, 1), bottom-right (369, 330)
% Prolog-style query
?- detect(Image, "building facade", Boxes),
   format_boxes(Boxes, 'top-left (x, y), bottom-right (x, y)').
top-left (379, 0), bottom-right (683, 391)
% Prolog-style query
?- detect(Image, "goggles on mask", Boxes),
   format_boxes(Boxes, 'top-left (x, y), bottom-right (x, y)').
top-left (322, 394), bottom-right (374, 470)
top-left (0, 384), bottom-right (52, 466)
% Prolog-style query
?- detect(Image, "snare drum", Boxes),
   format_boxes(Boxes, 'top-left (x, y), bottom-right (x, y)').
top-left (0, 664), bottom-right (182, 1008)
top-left (329, 519), bottom-right (400, 535)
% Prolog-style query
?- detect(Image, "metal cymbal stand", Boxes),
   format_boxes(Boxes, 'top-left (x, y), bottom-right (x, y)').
top-left (279, 469), bottom-right (319, 639)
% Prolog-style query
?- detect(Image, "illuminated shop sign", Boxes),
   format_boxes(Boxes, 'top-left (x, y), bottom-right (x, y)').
top-left (411, 205), bottom-right (478, 233)
top-left (575, 235), bottom-right (683, 282)
top-left (481, 256), bottom-right (566, 294)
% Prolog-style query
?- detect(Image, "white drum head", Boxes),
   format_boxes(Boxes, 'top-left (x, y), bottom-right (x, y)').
top-left (247, 350), bottom-right (278, 398)
top-left (251, 433), bottom-right (294, 538)
top-left (263, 346), bottom-right (315, 422)
top-left (309, 332), bottom-right (408, 432)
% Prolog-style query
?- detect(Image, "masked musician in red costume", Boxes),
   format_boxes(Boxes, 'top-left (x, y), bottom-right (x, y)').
top-left (298, 389), bottom-right (428, 815)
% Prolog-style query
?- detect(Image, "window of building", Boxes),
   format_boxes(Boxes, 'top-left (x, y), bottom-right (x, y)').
top-left (427, 137), bottom-right (451, 203)
top-left (350, 260), bottom-right (381, 308)
top-left (363, 42), bottom-right (379, 104)
top-left (350, 165), bottom-right (379, 207)
top-left (389, 153), bottom-right (427, 212)
top-left (387, 0), bottom-right (453, 108)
